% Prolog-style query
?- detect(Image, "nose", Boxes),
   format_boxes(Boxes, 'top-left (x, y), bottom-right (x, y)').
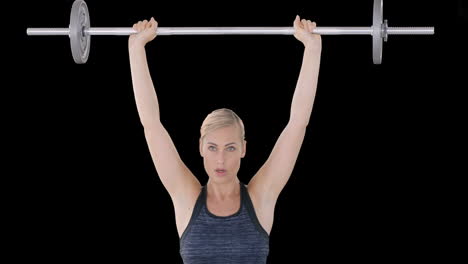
top-left (216, 150), bottom-right (225, 164)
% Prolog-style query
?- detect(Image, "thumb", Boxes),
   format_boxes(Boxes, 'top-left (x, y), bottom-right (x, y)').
top-left (294, 15), bottom-right (300, 28)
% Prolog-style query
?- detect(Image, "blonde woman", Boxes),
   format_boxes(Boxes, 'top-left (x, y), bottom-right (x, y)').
top-left (128, 15), bottom-right (321, 263)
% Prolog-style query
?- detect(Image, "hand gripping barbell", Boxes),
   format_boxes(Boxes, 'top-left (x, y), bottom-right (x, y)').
top-left (26, 0), bottom-right (434, 64)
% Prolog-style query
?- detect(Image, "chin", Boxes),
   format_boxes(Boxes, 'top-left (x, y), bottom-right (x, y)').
top-left (210, 174), bottom-right (233, 182)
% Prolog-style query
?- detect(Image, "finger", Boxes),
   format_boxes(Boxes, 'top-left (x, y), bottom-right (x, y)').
top-left (149, 18), bottom-right (155, 29)
top-left (307, 20), bottom-right (313, 32)
top-left (135, 21), bottom-right (139, 31)
top-left (142, 19), bottom-right (148, 29)
top-left (137, 21), bottom-right (143, 31)
top-left (150, 17), bottom-right (158, 26)
top-left (311, 22), bottom-right (317, 35)
top-left (298, 18), bottom-right (304, 29)
top-left (149, 18), bottom-right (157, 32)
top-left (151, 17), bottom-right (158, 28)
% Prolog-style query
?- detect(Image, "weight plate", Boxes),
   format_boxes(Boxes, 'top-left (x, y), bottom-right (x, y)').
top-left (372, 0), bottom-right (383, 64)
top-left (69, 0), bottom-right (90, 64)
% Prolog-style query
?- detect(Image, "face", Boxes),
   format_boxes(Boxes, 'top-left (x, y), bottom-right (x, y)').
top-left (199, 125), bottom-right (246, 183)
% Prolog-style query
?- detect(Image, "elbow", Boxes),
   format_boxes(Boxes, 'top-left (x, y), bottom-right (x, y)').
top-left (141, 117), bottom-right (162, 130)
top-left (287, 118), bottom-right (309, 129)
top-left (289, 111), bottom-right (311, 128)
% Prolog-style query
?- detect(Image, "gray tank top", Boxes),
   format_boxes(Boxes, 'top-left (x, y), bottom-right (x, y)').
top-left (179, 181), bottom-right (270, 263)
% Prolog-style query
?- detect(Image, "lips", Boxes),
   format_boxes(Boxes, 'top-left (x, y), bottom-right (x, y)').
top-left (215, 169), bottom-right (226, 172)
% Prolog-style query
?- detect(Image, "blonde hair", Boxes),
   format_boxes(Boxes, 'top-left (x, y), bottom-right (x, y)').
top-left (200, 108), bottom-right (245, 145)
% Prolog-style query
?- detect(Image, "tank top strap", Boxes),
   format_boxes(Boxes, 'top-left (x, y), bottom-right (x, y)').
top-left (180, 186), bottom-right (205, 241)
top-left (195, 185), bottom-right (206, 214)
top-left (241, 183), bottom-right (270, 240)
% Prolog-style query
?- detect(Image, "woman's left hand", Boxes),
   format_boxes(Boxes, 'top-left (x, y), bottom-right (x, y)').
top-left (293, 15), bottom-right (321, 49)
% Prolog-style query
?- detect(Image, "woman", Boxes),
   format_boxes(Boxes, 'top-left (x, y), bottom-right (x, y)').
top-left (128, 15), bottom-right (321, 263)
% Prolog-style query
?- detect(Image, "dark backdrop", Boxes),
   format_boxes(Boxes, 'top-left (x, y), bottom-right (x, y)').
top-left (7, 0), bottom-right (465, 262)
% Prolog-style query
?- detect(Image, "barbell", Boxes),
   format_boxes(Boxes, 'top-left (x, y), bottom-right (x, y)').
top-left (26, 0), bottom-right (434, 64)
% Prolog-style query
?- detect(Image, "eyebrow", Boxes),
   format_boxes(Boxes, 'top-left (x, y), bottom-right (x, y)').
top-left (207, 142), bottom-right (237, 146)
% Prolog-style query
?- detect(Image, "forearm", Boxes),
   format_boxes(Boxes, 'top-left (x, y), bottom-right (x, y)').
top-left (289, 45), bottom-right (321, 126)
top-left (129, 45), bottom-right (160, 126)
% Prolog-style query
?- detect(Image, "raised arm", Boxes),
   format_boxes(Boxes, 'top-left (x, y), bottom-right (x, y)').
top-left (289, 15), bottom-right (322, 125)
top-left (248, 15), bottom-right (321, 202)
top-left (128, 18), bottom-right (160, 126)
top-left (128, 18), bottom-right (201, 203)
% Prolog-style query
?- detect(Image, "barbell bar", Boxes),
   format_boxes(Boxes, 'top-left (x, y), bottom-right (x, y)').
top-left (26, 0), bottom-right (434, 64)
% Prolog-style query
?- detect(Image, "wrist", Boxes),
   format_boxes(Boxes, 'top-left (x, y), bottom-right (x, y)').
top-left (129, 41), bottom-right (146, 51)
top-left (304, 42), bottom-right (321, 53)
top-left (128, 36), bottom-right (147, 49)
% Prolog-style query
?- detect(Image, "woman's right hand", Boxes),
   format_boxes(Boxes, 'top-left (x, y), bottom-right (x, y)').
top-left (129, 17), bottom-right (158, 48)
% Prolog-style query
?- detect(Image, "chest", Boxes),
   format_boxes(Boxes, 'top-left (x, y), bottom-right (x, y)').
top-left (175, 188), bottom-right (275, 238)
top-left (206, 196), bottom-right (240, 217)
top-left (180, 219), bottom-right (270, 261)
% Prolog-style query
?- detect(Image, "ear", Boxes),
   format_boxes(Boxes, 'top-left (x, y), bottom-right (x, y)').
top-left (241, 140), bottom-right (247, 158)
top-left (199, 138), bottom-right (204, 157)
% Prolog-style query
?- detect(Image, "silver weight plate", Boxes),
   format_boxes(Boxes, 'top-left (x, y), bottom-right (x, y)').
top-left (372, 0), bottom-right (383, 64)
top-left (69, 0), bottom-right (90, 64)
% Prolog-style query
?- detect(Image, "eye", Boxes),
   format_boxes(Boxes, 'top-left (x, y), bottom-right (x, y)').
top-left (228, 146), bottom-right (236, 151)
top-left (208, 146), bottom-right (216, 151)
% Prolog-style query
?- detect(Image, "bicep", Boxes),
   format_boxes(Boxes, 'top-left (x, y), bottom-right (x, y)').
top-left (249, 121), bottom-right (307, 201)
top-left (143, 122), bottom-right (201, 200)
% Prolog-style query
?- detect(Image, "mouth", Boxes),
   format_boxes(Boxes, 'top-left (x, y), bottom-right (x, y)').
top-left (215, 169), bottom-right (227, 176)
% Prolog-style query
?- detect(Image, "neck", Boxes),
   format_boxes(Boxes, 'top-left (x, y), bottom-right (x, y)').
top-left (207, 178), bottom-right (240, 201)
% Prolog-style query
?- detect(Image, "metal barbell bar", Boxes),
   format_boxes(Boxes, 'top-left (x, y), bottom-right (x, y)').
top-left (26, 0), bottom-right (434, 64)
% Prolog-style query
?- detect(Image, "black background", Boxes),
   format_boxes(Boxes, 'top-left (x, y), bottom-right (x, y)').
top-left (6, 0), bottom-right (465, 262)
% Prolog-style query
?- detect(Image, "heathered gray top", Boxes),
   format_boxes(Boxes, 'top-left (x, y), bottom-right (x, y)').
top-left (179, 181), bottom-right (270, 264)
